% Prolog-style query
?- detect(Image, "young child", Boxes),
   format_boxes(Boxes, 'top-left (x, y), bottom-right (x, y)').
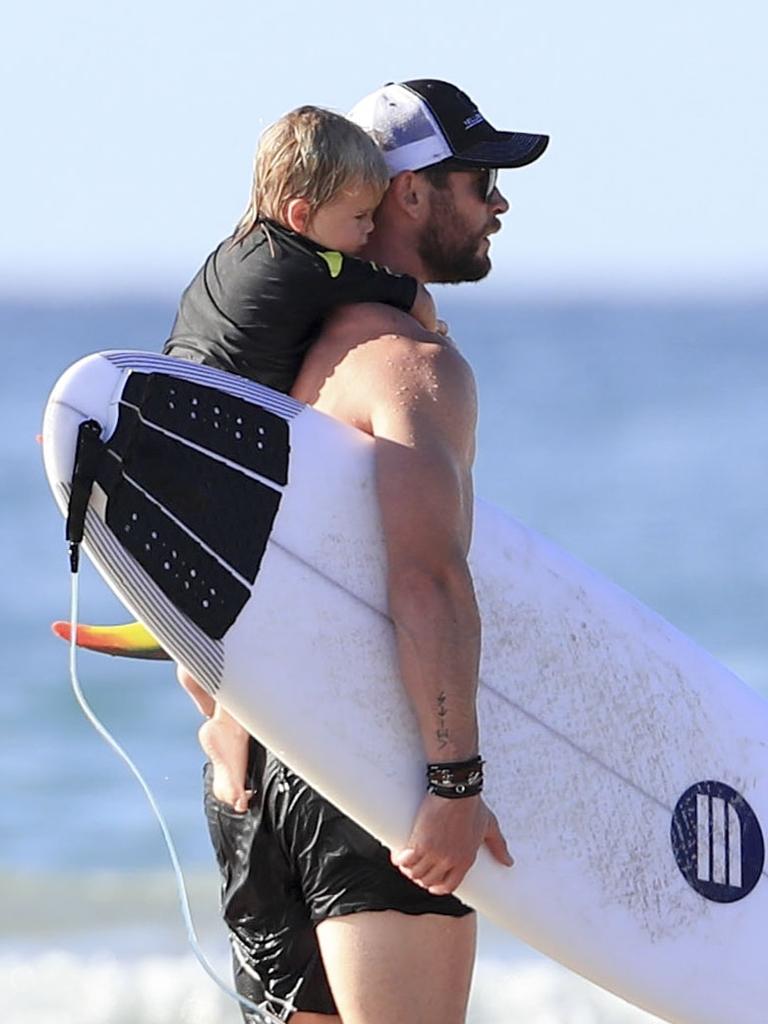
top-left (167, 106), bottom-right (443, 811)
top-left (165, 105), bottom-right (438, 393)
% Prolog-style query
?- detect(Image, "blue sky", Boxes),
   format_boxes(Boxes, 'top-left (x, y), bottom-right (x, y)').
top-left (4, 0), bottom-right (767, 298)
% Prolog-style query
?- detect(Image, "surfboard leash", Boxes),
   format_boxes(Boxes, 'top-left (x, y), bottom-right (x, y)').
top-left (65, 418), bottom-right (104, 573)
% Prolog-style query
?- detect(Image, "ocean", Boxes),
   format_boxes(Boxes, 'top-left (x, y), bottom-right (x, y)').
top-left (2, 293), bottom-right (766, 1022)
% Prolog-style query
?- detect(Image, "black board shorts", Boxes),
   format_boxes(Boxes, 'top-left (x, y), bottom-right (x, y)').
top-left (204, 739), bottom-right (472, 1020)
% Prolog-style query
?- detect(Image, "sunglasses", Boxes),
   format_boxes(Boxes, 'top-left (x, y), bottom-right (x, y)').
top-left (476, 167), bottom-right (498, 203)
top-left (433, 160), bottom-right (499, 202)
top-left (420, 161), bottom-right (499, 203)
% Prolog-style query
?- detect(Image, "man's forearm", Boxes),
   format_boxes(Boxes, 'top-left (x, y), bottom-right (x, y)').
top-left (388, 559), bottom-right (481, 763)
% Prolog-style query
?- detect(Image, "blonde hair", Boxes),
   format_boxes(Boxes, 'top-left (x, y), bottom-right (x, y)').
top-left (233, 105), bottom-right (389, 243)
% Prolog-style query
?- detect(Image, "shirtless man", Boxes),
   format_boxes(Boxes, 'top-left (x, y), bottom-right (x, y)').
top-left (185, 79), bottom-right (548, 1023)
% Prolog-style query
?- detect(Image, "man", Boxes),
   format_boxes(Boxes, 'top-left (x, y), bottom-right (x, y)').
top-left (195, 79), bottom-right (548, 1023)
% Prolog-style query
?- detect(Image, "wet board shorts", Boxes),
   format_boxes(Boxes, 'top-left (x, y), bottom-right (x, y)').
top-left (204, 739), bottom-right (473, 1021)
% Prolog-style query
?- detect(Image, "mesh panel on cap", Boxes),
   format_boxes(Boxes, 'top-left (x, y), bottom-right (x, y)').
top-left (348, 84), bottom-right (452, 175)
top-left (374, 88), bottom-right (436, 152)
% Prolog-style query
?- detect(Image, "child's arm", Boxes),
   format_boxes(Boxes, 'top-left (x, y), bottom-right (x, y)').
top-left (314, 248), bottom-right (421, 320)
top-left (315, 252), bottom-right (452, 336)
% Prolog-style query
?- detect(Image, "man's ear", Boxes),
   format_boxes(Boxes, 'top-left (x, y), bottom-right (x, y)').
top-left (284, 198), bottom-right (312, 235)
top-left (388, 171), bottom-right (428, 220)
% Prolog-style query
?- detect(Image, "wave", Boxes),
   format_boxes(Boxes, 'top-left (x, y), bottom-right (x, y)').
top-left (0, 948), bottom-right (663, 1024)
top-left (0, 869), bottom-right (664, 1023)
top-left (1, 950), bottom-right (239, 1024)
top-left (471, 959), bottom-right (663, 1023)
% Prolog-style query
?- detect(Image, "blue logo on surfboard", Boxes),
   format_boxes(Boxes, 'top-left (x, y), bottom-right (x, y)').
top-left (671, 781), bottom-right (764, 902)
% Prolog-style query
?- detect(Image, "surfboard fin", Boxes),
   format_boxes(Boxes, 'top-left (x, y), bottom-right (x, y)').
top-left (51, 620), bottom-right (171, 661)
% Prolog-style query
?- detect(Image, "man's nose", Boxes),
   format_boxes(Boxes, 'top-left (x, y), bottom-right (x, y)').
top-left (491, 187), bottom-right (510, 215)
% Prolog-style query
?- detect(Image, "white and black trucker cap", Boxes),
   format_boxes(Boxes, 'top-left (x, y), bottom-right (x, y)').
top-left (348, 79), bottom-right (549, 177)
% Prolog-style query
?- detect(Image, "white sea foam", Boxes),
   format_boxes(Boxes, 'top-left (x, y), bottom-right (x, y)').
top-left (470, 959), bottom-right (663, 1023)
top-left (1, 951), bottom-right (241, 1024)
top-left (0, 949), bottom-right (664, 1024)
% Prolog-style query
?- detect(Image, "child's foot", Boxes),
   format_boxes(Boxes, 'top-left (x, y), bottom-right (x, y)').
top-left (198, 718), bottom-right (253, 812)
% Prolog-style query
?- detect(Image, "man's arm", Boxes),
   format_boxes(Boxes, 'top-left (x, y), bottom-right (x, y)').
top-left (372, 338), bottom-right (479, 762)
top-left (369, 336), bottom-right (513, 895)
top-left (293, 304), bottom-right (513, 893)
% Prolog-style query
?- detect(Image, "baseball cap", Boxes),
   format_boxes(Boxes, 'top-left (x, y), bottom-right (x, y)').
top-left (348, 78), bottom-right (549, 177)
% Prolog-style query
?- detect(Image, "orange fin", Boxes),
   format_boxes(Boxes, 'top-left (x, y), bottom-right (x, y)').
top-left (51, 620), bottom-right (171, 661)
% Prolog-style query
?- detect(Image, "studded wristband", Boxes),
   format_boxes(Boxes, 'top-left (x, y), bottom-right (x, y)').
top-left (426, 755), bottom-right (484, 799)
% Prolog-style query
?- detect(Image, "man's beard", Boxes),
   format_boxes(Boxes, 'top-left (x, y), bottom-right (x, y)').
top-left (417, 190), bottom-right (492, 284)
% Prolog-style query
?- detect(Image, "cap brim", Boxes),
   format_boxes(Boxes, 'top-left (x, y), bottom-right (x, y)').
top-left (451, 131), bottom-right (549, 169)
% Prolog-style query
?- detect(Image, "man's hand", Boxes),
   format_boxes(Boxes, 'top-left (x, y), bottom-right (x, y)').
top-left (391, 793), bottom-right (513, 895)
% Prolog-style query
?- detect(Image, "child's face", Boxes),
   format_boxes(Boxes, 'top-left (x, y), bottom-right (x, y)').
top-left (305, 181), bottom-right (383, 254)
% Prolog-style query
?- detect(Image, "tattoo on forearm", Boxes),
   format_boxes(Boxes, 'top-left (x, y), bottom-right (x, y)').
top-left (436, 691), bottom-right (449, 750)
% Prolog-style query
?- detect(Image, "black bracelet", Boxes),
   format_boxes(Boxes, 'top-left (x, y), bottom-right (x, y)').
top-left (426, 755), bottom-right (484, 799)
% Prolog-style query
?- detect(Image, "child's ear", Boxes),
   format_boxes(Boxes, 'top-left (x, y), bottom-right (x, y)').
top-left (284, 198), bottom-right (312, 235)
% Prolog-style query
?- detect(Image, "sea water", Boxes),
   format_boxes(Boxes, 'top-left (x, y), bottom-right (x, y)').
top-left (1, 293), bottom-right (766, 1022)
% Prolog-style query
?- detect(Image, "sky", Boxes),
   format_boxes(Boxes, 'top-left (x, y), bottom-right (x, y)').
top-left (3, 0), bottom-right (767, 299)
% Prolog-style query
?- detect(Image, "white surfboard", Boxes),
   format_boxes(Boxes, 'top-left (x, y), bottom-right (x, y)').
top-left (42, 351), bottom-right (768, 1024)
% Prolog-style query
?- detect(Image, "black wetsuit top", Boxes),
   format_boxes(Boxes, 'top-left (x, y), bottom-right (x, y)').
top-left (163, 219), bottom-right (417, 393)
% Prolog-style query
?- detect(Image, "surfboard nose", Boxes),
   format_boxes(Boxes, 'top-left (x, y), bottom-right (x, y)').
top-left (41, 351), bottom-right (127, 512)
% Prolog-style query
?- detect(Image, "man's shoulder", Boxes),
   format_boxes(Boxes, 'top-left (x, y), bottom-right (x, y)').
top-left (324, 304), bottom-right (469, 367)
top-left (293, 302), bottom-right (476, 430)
top-left (311, 304), bottom-right (472, 407)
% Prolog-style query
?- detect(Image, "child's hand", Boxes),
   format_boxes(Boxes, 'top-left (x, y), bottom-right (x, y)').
top-left (410, 283), bottom-right (438, 333)
top-left (436, 318), bottom-right (450, 336)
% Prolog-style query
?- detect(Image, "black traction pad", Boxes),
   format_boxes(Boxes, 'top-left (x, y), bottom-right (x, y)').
top-left (122, 372), bottom-right (289, 485)
top-left (101, 476), bottom-right (250, 640)
top-left (94, 377), bottom-right (288, 640)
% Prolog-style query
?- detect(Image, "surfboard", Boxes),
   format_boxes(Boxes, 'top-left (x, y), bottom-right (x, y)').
top-left (42, 350), bottom-right (768, 1024)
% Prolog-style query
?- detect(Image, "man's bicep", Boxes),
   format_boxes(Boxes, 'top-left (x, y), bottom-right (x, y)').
top-left (375, 434), bottom-right (471, 566)
top-left (372, 367), bottom-right (476, 567)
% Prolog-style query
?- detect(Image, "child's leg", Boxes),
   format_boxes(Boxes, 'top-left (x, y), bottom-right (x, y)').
top-left (176, 665), bottom-right (215, 717)
top-left (198, 706), bottom-right (253, 812)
